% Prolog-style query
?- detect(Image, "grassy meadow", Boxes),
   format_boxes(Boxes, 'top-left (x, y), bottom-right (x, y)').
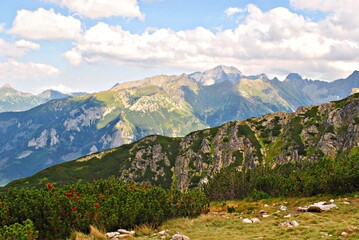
top-left (73, 194), bottom-right (359, 240)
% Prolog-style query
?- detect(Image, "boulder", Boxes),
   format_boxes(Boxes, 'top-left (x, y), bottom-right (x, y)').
top-left (251, 218), bottom-right (260, 223)
top-left (290, 220), bottom-right (299, 227)
top-left (242, 218), bottom-right (252, 224)
top-left (106, 232), bottom-right (120, 239)
top-left (172, 233), bottom-right (190, 240)
top-left (280, 205), bottom-right (287, 211)
top-left (117, 229), bottom-right (135, 235)
top-left (262, 214), bottom-right (270, 218)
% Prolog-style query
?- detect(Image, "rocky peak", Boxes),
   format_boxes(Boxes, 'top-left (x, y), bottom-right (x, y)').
top-left (285, 73), bottom-right (303, 82)
top-left (189, 65), bottom-right (243, 86)
top-left (346, 70), bottom-right (359, 81)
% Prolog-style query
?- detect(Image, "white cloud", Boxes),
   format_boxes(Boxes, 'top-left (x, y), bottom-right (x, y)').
top-left (47, 0), bottom-right (144, 19)
top-left (15, 40), bottom-right (40, 51)
top-left (225, 7), bottom-right (245, 17)
top-left (0, 39), bottom-right (26, 58)
top-left (0, 39), bottom-right (40, 58)
top-left (9, 8), bottom-right (82, 40)
top-left (40, 84), bottom-right (73, 93)
top-left (0, 59), bottom-right (60, 80)
top-left (290, 0), bottom-right (359, 30)
top-left (64, 4), bottom-right (359, 80)
top-left (0, 23), bottom-right (4, 32)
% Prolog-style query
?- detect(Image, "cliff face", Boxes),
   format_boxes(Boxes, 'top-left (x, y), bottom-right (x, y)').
top-left (7, 93), bottom-right (359, 190)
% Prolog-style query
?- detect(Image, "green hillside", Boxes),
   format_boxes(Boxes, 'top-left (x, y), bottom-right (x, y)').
top-left (7, 93), bottom-right (359, 190)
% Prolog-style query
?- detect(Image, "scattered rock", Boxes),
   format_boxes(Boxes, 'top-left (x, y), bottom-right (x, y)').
top-left (341, 232), bottom-right (348, 237)
top-left (330, 199), bottom-right (335, 203)
top-left (242, 218), bottom-right (253, 224)
top-left (262, 214), bottom-right (270, 218)
top-left (264, 204), bottom-right (269, 207)
top-left (251, 218), bottom-right (260, 223)
top-left (290, 220), bottom-right (299, 227)
top-left (299, 201), bottom-right (338, 213)
top-left (343, 201), bottom-right (350, 205)
top-left (106, 229), bottom-right (135, 239)
top-left (284, 214), bottom-right (291, 218)
top-left (320, 232), bottom-right (329, 237)
top-left (258, 210), bottom-right (266, 214)
top-left (280, 205), bottom-right (287, 211)
top-left (279, 220), bottom-right (299, 227)
top-left (106, 232), bottom-right (119, 239)
top-left (117, 229), bottom-right (135, 235)
top-left (171, 233), bottom-right (190, 240)
top-left (158, 230), bottom-right (169, 239)
top-left (347, 226), bottom-right (358, 232)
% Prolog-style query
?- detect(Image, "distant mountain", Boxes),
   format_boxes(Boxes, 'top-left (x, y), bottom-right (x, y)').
top-left (7, 93), bottom-right (359, 189)
top-left (0, 66), bottom-right (358, 185)
top-left (189, 65), bottom-right (243, 86)
top-left (0, 84), bottom-right (89, 113)
top-left (37, 89), bottom-right (71, 101)
top-left (0, 84), bottom-right (43, 112)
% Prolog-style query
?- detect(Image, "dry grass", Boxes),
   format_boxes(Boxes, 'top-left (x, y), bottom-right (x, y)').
top-left (72, 195), bottom-right (359, 240)
top-left (134, 224), bottom-right (157, 236)
top-left (69, 225), bottom-right (108, 240)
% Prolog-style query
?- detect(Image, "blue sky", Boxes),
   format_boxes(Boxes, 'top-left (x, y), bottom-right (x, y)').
top-left (0, 0), bottom-right (358, 93)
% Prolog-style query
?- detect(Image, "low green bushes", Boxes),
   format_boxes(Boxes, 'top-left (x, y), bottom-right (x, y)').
top-left (0, 178), bottom-right (208, 239)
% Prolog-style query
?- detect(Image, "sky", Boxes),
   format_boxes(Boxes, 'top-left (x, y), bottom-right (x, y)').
top-left (0, 0), bottom-right (358, 94)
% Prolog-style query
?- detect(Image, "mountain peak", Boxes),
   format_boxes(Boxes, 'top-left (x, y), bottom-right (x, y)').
top-left (285, 73), bottom-right (303, 81)
top-left (189, 65), bottom-right (242, 86)
top-left (346, 70), bottom-right (359, 80)
top-left (212, 65), bottom-right (242, 75)
top-left (1, 84), bottom-right (13, 89)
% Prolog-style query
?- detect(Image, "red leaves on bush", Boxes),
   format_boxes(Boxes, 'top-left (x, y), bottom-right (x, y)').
top-left (0, 201), bottom-right (4, 207)
top-left (98, 193), bottom-right (104, 199)
top-left (129, 185), bottom-right (135, 190)
top-left (72, 207), bottom-right (77, 212)
top-left (47, 183), bottom-right (53, 191)
top-left (95, 203), bottom-right (100, 208)
top-left (65, 192), bottom-right (72, 198)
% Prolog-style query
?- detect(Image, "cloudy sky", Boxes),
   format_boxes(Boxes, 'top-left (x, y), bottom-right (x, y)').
top-left (0, 0), bottom-right (358, 94)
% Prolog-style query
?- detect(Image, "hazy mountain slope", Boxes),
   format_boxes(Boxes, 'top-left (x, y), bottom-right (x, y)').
top-left (0, 84), bottom-right (72, 112)
top-left (7, 93), bottom-right (359, 189)
top-left (1, 66), bottom-right (358, 185)
top-left (0, 84), bottom-right (44, 112)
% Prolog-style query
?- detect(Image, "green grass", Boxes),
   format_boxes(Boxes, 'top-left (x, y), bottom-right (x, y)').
top-left (77, 195), bottom-right (359, 239)
top-left (134, 195), bottom-right (359, 239)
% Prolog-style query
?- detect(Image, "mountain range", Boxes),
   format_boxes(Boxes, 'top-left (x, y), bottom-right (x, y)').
top-left (0, 84), bottom-right (88, 113)
top-left (7, 93), bottom-right (359, 189)
top-left (0, 65), bottom-right (358, 185)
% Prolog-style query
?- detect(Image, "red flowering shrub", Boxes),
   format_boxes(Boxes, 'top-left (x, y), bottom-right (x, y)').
top-left (0, 178), bottom-right (209, 239)
top-left (47, 183), bottom-right (53, 190)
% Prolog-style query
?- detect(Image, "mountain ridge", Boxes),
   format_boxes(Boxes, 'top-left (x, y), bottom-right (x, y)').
top-left (0, 66), bottom-right (358, 185)
top-left (6, 93), bottom-right (359, 189)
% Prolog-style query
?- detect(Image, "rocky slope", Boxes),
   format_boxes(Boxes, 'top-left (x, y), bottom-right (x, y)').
top-left (0, 66), bottom-right (358, 185)
top-left (7, 93), bottom-right (359, 190)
